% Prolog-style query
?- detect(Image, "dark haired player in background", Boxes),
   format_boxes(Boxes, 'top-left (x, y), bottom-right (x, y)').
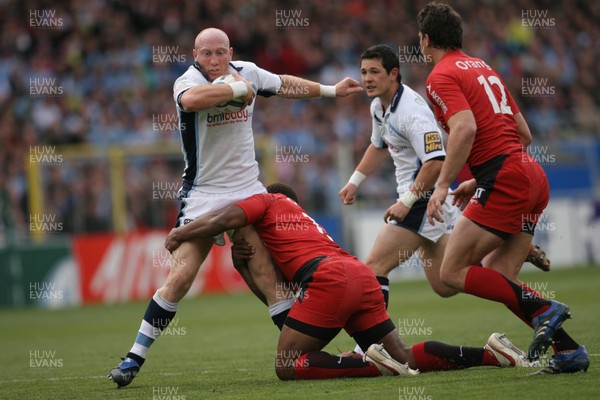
top-left (418, 1), bottom-right (588, 373)
top-left (340, 43), bottom-right (551, 357)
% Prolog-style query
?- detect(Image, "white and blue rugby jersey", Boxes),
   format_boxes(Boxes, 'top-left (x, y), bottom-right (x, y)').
top-left (173, 61), bottom-right (281, 194)
top-left (370, 84), bottom-right (446, 195)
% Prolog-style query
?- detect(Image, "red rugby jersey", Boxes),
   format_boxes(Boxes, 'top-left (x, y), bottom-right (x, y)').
top-left (235, 193), bottom-right (351, 282)
top-left (425, 50), bottom-right (523, 167)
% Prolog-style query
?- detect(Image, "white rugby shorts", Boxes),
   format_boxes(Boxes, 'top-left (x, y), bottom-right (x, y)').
top-left (176, 180), bottom-right (266, 227)
top-left (390, 195), bottom-right (458, 242)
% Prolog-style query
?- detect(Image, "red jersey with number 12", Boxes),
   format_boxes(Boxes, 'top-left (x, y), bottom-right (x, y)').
top-left (235, 193), bottom-right (351, 282)
top-left (425, 50), bottom-right (523, 167)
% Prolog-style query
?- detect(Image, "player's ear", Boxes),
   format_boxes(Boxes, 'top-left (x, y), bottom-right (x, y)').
top-left (421, 33), bottom-right (431, 48)
top-left (229, 47), bottom-right (234, 59)
top-left (390, 67), bottom-right (399, 82)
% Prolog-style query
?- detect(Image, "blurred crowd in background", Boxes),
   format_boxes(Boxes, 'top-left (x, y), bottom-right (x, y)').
top-left (0, 0), bottom-right (599, 241)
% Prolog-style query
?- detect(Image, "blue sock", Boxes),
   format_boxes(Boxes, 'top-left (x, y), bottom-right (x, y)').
top-left (127, 291), bottom-right (178, 366)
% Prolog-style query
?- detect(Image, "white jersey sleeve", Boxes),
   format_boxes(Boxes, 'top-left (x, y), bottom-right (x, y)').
top-left (172, 61), bottom-right (282, 109)
top-left (173, 66), bottom-right (207, 106)
top-left (395, 87), bottom-right (446, 164)
top-left (171, 61), bottom-right (284, 195)
top-left (233, 61), bottom-right (282, 96)
top-left (369, 99), bottom-right (386, 149)
top-left (380, 85), bottom-right (446, 196)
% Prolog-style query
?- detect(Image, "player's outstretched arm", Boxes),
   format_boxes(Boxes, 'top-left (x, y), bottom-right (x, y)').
top-left (339, 144), bottom-right (388, 205)
top-left (164, 205), bottom-right (248, 253)
top-left (277, 75), bottom-right (363, 99)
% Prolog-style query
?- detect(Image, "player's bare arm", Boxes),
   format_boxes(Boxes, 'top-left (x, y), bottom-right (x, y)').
top-left (164, 206), bottom-right (248, 253)
top-left (339, 144), bottom-right (388, 205)
top-left (230, 238), bottom-right (269, 305)
top-left (277, 75), bottom-right (363, 99)
top-left (427, 110), bottom-right (476, 224)
top-left (513, 112), bottom-right (532, 147)
top-left (384, 159), bottom-right (443, 223)
top-left (179, 81), bottom-right (255, 112)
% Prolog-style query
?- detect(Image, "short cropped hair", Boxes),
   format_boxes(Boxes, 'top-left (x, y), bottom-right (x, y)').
top-left (266, 183), bottom-right (299, 203)
top-left (417, 2), bottom-right (463, 51)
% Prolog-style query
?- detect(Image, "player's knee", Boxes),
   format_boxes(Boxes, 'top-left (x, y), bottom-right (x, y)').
top-left (430, 283), bottom-right (458, 298)
top-left (164, 272), bottom-right (195, 301)
top-left (365, 257), bottom-right (395, 276)
top-left (274, 359), bottom-right (295, 381)
top-left (439, 267), bottom-right (460, 290)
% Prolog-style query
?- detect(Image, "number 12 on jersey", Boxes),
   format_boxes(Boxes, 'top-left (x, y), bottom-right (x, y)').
top-left (477, 75), bottom-right (513, 115)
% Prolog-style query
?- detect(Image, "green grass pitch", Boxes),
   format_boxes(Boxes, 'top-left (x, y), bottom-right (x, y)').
top-left (1, 267), bottom-right (598, 400)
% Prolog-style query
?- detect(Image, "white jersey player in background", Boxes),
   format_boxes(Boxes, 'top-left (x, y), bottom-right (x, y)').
top-left (339, 45), bottom-right (550, 355)
top-left (109, 27), bottom-right (363, 388)
top-left (340, 44), bottom-right (458, 304)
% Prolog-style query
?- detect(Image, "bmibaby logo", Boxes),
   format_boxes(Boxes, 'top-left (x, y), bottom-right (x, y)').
top-left (206, 109), bottom-right (249, 127)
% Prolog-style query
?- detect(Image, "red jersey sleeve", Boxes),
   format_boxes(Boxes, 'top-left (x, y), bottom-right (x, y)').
top-left (427, 71), bottom-right (471, 123)
top-left (235, 193), bottom-right (273, 225)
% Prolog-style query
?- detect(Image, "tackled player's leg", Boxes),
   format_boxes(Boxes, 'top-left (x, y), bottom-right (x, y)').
top-left (108, 237), bottom-right (213, 387)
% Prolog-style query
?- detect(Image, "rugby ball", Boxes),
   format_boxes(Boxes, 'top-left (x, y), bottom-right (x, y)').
top-left (212, 74), bottom-right (245, 113)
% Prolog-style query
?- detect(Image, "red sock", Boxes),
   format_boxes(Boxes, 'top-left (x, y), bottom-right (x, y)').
top-left (293, 352), bottom-right (381, 380)
top-left (464, 266), bottom-right (550, 322)
top-left (411, 342), bottom-right (458, 372)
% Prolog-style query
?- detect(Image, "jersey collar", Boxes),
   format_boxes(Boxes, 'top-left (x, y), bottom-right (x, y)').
top-left (388, 83), bottom-right (404, 113)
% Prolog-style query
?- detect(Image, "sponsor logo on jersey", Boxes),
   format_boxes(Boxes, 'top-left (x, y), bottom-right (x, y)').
top-left (427, 84), bottom-right (448, 114)
top-left (424, 132), bottom-right (442, 153)
top-left (454, 59), bottom-right (492, 70)
top-left (206, 109), bottom-right (249, 124)
top-left (470, 187), bottom-right (487, 205)
top-left (414, 95), bottom-right (426, 106)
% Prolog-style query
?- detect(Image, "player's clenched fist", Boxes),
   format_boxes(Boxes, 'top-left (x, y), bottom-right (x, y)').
top-left (335, 77), bottom-right (364, 97)
top-left (339, 183), bottom-right (358, 205)
top-left (232, 71), bottom-right (256, 109)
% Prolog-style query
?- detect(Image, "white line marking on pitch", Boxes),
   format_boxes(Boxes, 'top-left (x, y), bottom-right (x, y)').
top-left (0, 372), bottom-right (182, 385)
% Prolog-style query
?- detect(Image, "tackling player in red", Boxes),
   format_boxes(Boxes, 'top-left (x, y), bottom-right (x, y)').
top-left (164, 183), bottom-right (535, 380)
top-left (418, 1), bottom-right (588, 374)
